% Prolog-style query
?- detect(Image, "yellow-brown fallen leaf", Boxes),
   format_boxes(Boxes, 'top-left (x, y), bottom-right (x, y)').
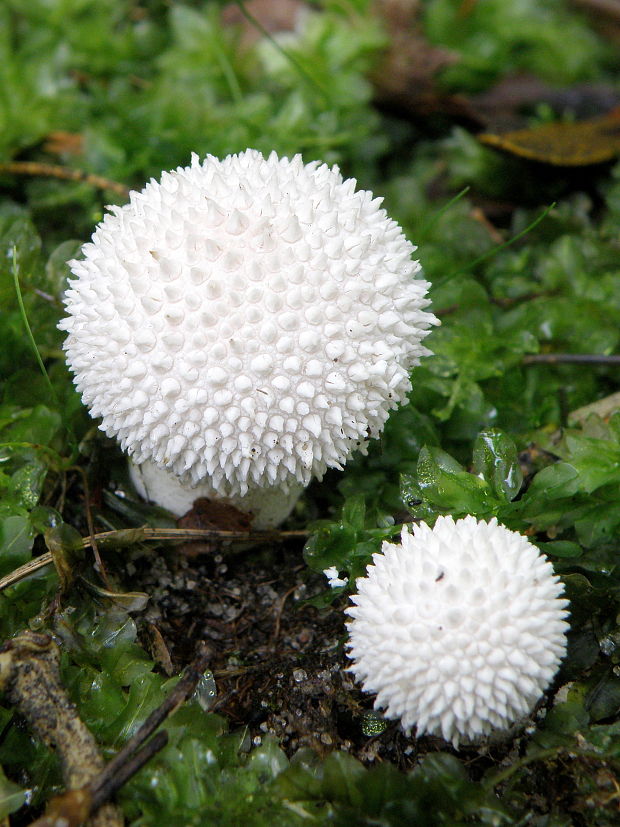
top-left (479, 107), bottom-right (620, 166)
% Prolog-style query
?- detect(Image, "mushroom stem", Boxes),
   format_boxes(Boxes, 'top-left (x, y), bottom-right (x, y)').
top-left (129, 459), bottom-right (304, 528)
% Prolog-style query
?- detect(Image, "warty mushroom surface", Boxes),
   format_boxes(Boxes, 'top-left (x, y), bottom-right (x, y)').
top-left (346, 515), bottom-right (569, 745)
top-left (60, 149), bottom-right (439, 526)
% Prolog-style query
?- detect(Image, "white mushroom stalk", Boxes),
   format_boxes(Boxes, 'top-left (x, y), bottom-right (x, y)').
top-left (60, 149), bottom-right (438, 526)
top-left (346, 516), bottom-right (569, 746)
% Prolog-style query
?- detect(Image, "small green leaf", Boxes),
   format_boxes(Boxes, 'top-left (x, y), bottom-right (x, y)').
top-left (320, 751), bottom-right (365, 806)
top-left (247, 737), bottom-right (288, 782)
top-left (586, 670), bottom-right (620, 722)
top-left (0, 404), bottom-right (61, 446)
top-left (472, 429), bottom-right (523, 501)
top-left (0, 515), bottom-right (34, 576)
top-left (563, 434), bottom-right (620, 493)
top-left (341, 493), bottom-right (366, 531)
top-left (0, 765), bottom-right (27, 818)
top-left (524, 462), bottom-right (580, 500)
top-left (10, 460), bottom-right (48, 509)
top-left (543, 540), bottom-right (583, 558)
top-left (414, 445), bottom-right (498, 516)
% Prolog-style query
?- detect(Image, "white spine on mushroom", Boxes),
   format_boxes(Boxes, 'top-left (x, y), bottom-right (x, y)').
top-left (60, 150), bottom-right (438, 518)
top-left (346, 516), bottom-right (569, 746)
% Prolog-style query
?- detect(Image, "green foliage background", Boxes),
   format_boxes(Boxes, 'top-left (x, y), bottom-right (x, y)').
top-left (2, 0), bottom-right (620, 824)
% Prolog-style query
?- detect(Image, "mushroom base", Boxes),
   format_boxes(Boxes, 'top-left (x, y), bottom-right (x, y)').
top-left (128, 459), bottom-right (304, 529)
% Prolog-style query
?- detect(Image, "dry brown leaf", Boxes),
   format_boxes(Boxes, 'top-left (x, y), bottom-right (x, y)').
top-left (479, 107), bottom-right (620, 166)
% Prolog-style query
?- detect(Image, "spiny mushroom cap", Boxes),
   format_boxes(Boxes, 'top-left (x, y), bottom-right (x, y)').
top-left (60, 149), bottom-right (437, 498)
top-left (346, 516), bottom-right (569, 746)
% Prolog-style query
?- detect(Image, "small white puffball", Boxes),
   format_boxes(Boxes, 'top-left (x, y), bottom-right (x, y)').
top-left (59, 150), bottom-right (438, 513)
top-left (346, 515), bottom-right (569, 746)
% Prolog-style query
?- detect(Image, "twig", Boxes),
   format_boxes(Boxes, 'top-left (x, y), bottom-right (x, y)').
top-left (0, 631), bottom-right (122, 827)
top-left (27, 732), bottom-right (169, 827)
top-left (87, 526), bottom-right (309, 545)
top-left (72, 466), bottom-right (109, 588)
top-left (271, 584), bottom-right (297, 645)
top-left (105, 648), bottom-right (211, 781)
top-left (0, 525), bottom-right (308, 593)
top-left (90, 730), bottom-right (169, 811)
top-left (25, 650), bottom-right (210, 827)
top-left (0, 161), bottom-right (130, 198)
top-left (523, 353), bottom-right (620, 366)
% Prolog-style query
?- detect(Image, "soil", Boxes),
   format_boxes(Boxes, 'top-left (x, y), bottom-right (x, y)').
top-left (127, 535), bottom-right (429, 769)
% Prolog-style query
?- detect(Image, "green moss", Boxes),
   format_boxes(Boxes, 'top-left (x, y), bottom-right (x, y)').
top-left (2, 1), bottom-right (620, 823)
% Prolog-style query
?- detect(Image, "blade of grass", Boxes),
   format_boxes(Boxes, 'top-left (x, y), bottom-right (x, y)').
top-left (442, 202), bottom-right (556, 282)
top-left (12, 246), bottom-right (79, 454)
top-left (212, 38), bottom-right (244, 105)
top-left (235, 0), bottom-right (329, 103)
top-left (12, 247), bottom-right (57, 403)
top-left (419, 186), bottom-right (470, 239)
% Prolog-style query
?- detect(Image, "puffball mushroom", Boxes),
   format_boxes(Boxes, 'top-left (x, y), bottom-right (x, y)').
top-left (60, 149), bottom-right (438, 526)
top-left (346, 516), bottom-right (569, 746)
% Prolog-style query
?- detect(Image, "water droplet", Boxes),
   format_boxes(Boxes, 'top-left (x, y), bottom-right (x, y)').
top-left (292, 668), bottom-right (307, 683)
top-left (600, 635), bottom-right (618, 656)
top-left (193, 670), bottom-right (217, 711)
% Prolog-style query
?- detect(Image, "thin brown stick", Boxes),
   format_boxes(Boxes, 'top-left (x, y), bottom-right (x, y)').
top-left (26, 659), bottom-right (207, 827)
top-left (90, 730), bottom-right (169, 811)
top-left (271, 584), bottom-right (297, 645)
top-left (0, 161), bottom-right (130, 198)
top-left (98, 648), bottom-right (211, 788)
top-left (72, 466), bottom-right (109, 588)
top-left (0, 525), bottom-right (308, 592)
top-left (26, 652), bottom-right (210, 827)
top-left (523, 353), bottom-right (620, 366)
top-left (26, 735), bottom-right (171, 827)
top-left (89, 526), bottom-right (309, 544)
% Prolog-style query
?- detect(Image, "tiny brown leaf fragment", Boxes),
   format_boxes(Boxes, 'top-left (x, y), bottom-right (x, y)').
top-left (147, 623), bottom-right (175, 677)
top-left (178, 497), bottom-right (254, 531)
top-left (479, 107), bottom-right (620, 166)
top-left (177, 497), bottom-right (254, 554)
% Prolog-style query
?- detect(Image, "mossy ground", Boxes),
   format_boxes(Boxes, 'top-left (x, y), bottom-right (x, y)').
top-left (2, 1), bottom-right (620, 824)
